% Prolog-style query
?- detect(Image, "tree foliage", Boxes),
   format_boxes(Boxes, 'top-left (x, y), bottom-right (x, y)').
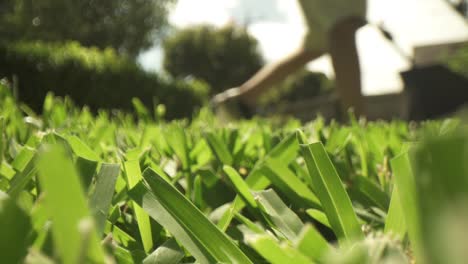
top-left (0, 0), bottom-right (176, 58)
top-left (163, 24), bottom-right (264, 94)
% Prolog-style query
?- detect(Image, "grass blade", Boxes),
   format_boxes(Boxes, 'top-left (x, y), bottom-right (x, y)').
top-left (36, 145), bottom-right (104, 264)
top-left (306, 209), bottom-right (331, 229)
top-left (0, 117), bottom-right (3, 166)
top-left (261, 158), bottom-right (321, 208)
top-left (216, 132), bottom-right (299, 231)
top-left (105, 221), bottom-right (141, 249)
top-left (8, 155), bottom-right (37, 198)
top-left (11, 146), bottom-right (35, 171)
top-left (245, 234), bottom-right (313, 264)
top-left (0, 161), bottom-right (15, 180)
top-left (89, 163), bottom-right (120, 235)
top-left (204, 132), bottom-right (233, 166)
top-left (384, 186), bottom-right (406, 240)
top-left (217, 169), bottom-right (270, 231)
top-left (192, 175), bottom-right (205, 210)
top-left (295, 224), bottom-right (331, 262)
top-left (0, 191), bottom-right (31, 263)
top-left (65, 135), bottom-right (99, 161)
top-left (255, 189), bottom-right (304, 241)
top-left (143, 238), bottom-right (185, 264)
top-left (124, 159), bottom-right (154, 253)
top-left (223, 165), bottom-right (258, 210)
top-left (267, 132), bottom-right (300, 162)
top-left (391, 152), bottom-right (424, 262)
top-left (164, 125), bottom-right (190, 169)
top-left (66, 135), bottom-right (100, 189)
top-left (234, 212), bottom-right (265, 234)
top-left (129, 182), bottom-right (215, 264)
top-left (353, 176), bottom-right (390, 210)
top-left (113, 246), bottom-right (146, 264)
top-left (409, 130), bottom-right (468, 264)
top-left (299, 137), bottom-right (363, 242)
top-left (129, 168), bottom-right (253, 264)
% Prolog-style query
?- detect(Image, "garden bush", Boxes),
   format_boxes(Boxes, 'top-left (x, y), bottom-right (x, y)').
top-left (163, 24), bottom-right (264, 94)
top-left (0, 41), bottom-right (208, 119)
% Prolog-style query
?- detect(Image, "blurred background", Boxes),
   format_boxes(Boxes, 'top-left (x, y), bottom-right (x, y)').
top-left (0, 0), bottom-right (467, 121)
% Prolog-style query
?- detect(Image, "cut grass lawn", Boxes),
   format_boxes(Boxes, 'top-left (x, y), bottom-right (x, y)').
top-left (0, 81), bottom-right (467, 263)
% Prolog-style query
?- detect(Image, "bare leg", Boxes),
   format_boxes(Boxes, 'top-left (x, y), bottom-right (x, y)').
top-left (328, 17), bottom-right (366, 117)
top-left (237, 48), bottom-right (324, 107)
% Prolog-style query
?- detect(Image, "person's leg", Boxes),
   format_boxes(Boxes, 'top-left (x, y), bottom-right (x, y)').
top-left (211, 48), bottom-right (324, 109)
top-left (328, 17), bottom-right (366, 117)
top-left (238, 48), bottom-right (324, 107)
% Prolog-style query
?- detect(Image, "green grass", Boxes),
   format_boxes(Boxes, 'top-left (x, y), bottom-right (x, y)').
top-left (0, 80), bottom-right (467, 263)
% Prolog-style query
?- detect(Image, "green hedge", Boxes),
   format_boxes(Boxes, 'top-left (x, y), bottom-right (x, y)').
top-left (0, 41), bottom-right (208, 119)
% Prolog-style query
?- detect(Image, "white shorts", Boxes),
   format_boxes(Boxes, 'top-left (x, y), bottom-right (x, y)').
top-left (297, 0), bottom-right (367, 51)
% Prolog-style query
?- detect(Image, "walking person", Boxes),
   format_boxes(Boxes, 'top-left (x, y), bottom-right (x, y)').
top-left (212, 0), bottom-right (368, 118)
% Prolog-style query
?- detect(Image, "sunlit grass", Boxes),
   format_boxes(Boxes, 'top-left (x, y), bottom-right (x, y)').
top-left (0, 80), bottom-right (467, 263)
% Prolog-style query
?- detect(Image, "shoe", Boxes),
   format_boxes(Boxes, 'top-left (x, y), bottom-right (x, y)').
top-left (210, 89), bottom-right (255, 119)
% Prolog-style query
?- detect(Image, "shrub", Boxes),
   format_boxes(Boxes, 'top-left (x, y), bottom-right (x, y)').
top-left (446, 44), bottom-right (468, 77)
top-left (163, 24), bottom-right (264, 94)
top-left (0, 41), bottom-right (208, 119)
top-left (259, 69), bottom-right (333, 106)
